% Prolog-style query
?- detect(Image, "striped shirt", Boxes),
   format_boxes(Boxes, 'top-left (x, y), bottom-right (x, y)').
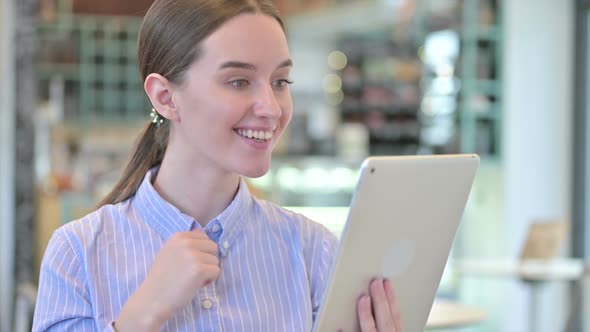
top-left (33, 168), bottom-right (338, 331)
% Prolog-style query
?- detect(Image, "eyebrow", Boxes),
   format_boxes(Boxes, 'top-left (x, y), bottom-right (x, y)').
top-left (218, 59), bottom-right (293, 71)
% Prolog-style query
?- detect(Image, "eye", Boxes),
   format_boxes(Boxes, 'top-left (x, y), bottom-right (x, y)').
top-left (229, 79), bottom-right (250, 88)
top-left (273, 79), bottom-right (294, 89)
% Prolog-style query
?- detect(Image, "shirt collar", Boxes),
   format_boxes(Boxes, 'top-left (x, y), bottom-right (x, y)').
top-left (132, 167), bottom-right (253, 256)
top-left (133, 167), bottom-right (195, 241)
top-left (213, 177), bottom-right (252, 256)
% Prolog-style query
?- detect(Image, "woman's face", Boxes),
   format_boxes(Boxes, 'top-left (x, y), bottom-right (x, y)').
top-left (169, 13), bottom-right (293, 178)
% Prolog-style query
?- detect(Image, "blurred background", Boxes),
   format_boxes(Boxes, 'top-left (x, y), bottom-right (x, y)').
top-left (0, 0), bottom-right (588, 331)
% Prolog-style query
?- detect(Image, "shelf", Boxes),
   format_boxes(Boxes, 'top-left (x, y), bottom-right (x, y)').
top-left (461, 26), bottom-right (502, 42)
top-left (461, 79), bottom-right (501, 97)
top-left (37, 14), bottom-right (147, 124)
top-left (285, 0), bottom-right (402, 39)
top-left (454, 0), bottom-right (503, 159)
top-left (38, 63), bottom-right (79, 79)
top-left (370, 136), bottom-right (420, 144)
top-left (341, 104), bottom-right (419, 116)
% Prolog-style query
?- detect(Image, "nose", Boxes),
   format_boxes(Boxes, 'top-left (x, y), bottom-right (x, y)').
top-left (252, 84), bottom-right (282, 119)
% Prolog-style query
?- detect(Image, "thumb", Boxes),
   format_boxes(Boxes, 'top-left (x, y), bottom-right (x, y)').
top-left (191, 227), bottom-right (206, 236)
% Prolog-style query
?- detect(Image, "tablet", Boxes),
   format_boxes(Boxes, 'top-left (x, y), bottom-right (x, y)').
top-left (312, 154), bottom-right (479, 332)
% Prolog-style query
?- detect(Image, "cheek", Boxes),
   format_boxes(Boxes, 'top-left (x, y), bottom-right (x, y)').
top-left (281, 97), bottom-right (294, 124)
top-left (282, 109), bottom-right (293, 129)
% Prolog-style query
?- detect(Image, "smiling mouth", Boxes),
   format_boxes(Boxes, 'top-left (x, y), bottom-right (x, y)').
top-left (235, 128), bottom-right (275, 142)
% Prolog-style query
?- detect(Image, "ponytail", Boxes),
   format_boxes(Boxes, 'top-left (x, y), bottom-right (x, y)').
top-left (98, 121), bottom-right (169, 207)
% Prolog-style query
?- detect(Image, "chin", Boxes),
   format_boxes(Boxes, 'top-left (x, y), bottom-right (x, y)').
top-left (238, 161), bottom-right (271, 178)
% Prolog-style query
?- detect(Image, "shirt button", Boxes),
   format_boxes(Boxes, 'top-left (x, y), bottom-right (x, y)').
top-left (222, 240), bottom-right (230, 249)
top-left (211, 224), bottom-right (220, 232)
top-left (202, 299), bottom-right (213, 309)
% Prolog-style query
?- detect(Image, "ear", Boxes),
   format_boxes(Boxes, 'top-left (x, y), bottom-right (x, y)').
top-left (144, 73), bottom-right (181, 122)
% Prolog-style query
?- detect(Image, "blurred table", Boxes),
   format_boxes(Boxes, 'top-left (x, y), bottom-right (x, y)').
top-left (426, 299), bottom-right (486, 329)
top-left (454, 258), bottom-right (584, 281)
top-left (453, 258), bottom-right (586, 331)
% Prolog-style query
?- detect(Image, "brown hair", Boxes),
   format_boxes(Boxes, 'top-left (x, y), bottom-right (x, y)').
top-left (99, 0), bottom-right (284, 207)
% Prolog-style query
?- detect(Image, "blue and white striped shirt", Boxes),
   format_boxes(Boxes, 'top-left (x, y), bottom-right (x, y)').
top-left (33, 168), bottom-right (338, 331)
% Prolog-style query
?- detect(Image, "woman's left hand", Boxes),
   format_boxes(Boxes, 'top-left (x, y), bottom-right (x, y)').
top-left (357, 278), bottom-right (403, 332)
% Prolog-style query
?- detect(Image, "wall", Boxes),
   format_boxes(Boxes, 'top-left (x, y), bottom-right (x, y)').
top-left (0, 0), bottom-right (16, 330)
top-left (503, 0), bottom-right (574, 331)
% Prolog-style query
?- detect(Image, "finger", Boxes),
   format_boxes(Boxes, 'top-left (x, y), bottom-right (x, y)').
top-left (198, 265), bottom-right (221, 287)
top-left (370, 278), bottom-right (395, 331)
top-left (179, 237), bottom-right (218, 255)
top-left (194, 252), bottom-right (220, 265)
top-left (189, 254), bottom-right (220, 275)
top-left (384, 279), bottom-right (403, 332)
top-left (170, 230), bottom-right (208, 243)
top-left (357, 294), bottom-right (377, 332)
top-left (190, 228), bottom-right (209, 238)
top-left (194, 240), bottom-right (219, 255)
top-left (182, 235), bottom-right (219, 254)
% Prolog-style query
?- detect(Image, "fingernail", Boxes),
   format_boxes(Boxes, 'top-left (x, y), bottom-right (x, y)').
top-left (358, 293), bottom-right (367, 302)
top-left (359, 295), bottom-right (368, 304)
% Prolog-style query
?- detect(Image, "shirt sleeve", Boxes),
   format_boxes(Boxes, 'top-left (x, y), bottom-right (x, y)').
top-left (32, 229), bottom-right (99, 331)
top-left (307, 223), bottom-right (339, 322)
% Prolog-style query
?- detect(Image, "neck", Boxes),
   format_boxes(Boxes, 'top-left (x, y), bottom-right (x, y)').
top-left (152, 153), bottom-right (240, 227)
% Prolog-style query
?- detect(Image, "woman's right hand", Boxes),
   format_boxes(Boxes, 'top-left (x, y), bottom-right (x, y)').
top-left (114, 229), bottom-right (220, 332)
top-left (356, 278), bottom-right (403, 332)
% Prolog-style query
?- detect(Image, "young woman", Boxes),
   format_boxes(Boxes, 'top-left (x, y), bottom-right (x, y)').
top-left (32, 1), bottom-right (402, 331)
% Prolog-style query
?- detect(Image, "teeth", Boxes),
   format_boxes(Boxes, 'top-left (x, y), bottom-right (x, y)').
top-left (237, 129), bottom-right (274, 141)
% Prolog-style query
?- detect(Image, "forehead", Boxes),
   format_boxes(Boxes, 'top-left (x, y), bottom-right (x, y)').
top-left (198, 13), bottom-right (290, 66)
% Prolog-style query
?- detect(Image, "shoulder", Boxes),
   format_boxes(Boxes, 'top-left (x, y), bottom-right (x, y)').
top-left (48, 200), bottom-right (132, 256)
top-left (253, 198), bottom-right (338, 251)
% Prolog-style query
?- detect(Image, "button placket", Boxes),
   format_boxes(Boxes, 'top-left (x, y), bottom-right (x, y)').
top-left (206, 221), bottom-right (222, 243)
top-left (195, 280), bottom-right (215, 299)
top-left (192, 279), bottom-right (222, 330)
top-left (202, 298), bottom-right (213, 309)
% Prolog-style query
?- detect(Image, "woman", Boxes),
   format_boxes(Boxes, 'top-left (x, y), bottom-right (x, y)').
top-left (32, 0), bottom-right (402, 331)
